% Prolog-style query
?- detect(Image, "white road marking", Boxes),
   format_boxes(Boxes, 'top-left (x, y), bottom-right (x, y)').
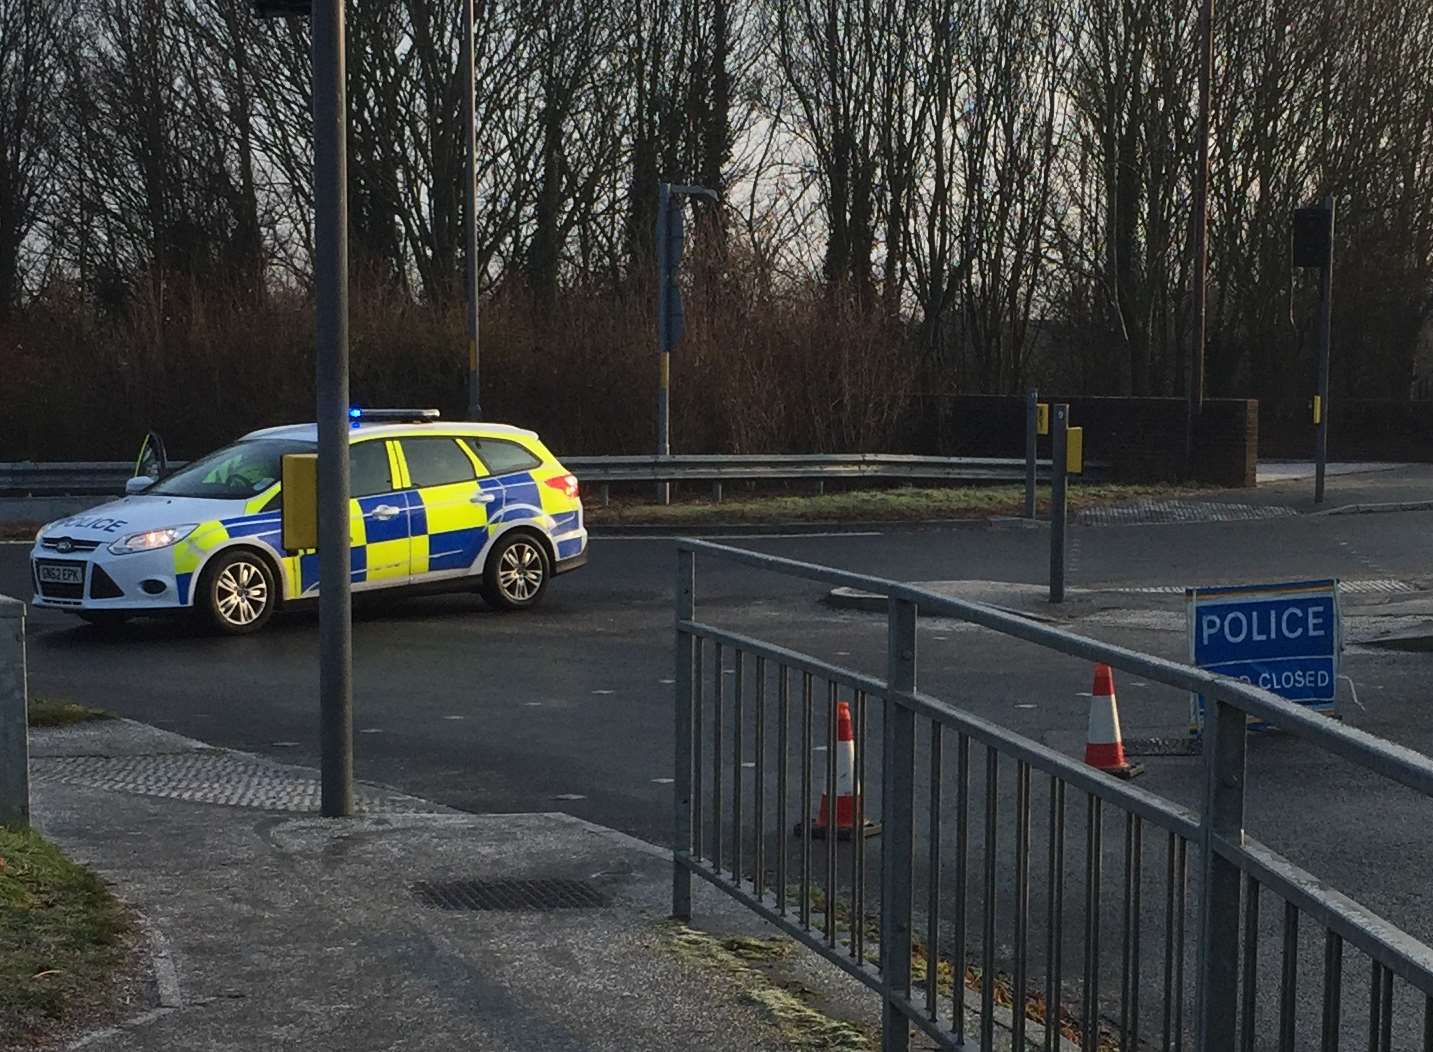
top-left (271, 741), bottom-right (299, 747)
top-left (1075, 692), bottom-right (1093, 697)
top-left (0, 540), bottom-right (34, 545)
top-left (524, 701), bottom-right (543, 707)
top-left (658, 678), bottom-right (675, 685)
top-left (592, 689), bottom-right (615, 695)
top-left (359, 727), bottom-right (383, 734)
top-left (650, 778), bottom-right (675, 784)
top-left (443, 715), bottom-right (465, 720)
top-left (552, 793), bottom-right (587, 800)
top-left (812, 745), bottom-right (828, 752)
top-left (1015, 704), bottom-right (1037, 710)
top-left (599, 531), bottom-right (883, 541)
top-left (835, 650), bottom-right (851, 656)
top-left (742, 762), bottom-right (756, 768)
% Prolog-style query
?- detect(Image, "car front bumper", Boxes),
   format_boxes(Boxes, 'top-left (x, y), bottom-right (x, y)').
top-left (30, 543), bottom-right (187, 613)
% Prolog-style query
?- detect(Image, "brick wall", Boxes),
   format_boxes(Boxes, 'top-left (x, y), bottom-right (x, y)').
top-left (1260, 400), bottom-right (1433, 462)
top-left (915, 395), bottom-right (1259, 487)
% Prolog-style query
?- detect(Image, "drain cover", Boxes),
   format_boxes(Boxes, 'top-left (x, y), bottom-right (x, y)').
top-left (1124, 736), bottom-right (1202, 757)
top-left (411, 878), bottom-right (608, 912)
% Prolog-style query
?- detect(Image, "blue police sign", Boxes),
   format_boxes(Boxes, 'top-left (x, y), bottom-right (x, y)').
top-left (1187, 579), bottom-right (1341, 731)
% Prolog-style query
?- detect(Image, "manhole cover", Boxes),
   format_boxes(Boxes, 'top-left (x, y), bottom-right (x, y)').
top-left (411, 878), bottom-right (608, 912)
top-left (1124, 737), bottom-right (1202, 757)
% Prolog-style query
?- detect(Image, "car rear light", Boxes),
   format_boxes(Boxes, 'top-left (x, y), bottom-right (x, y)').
top-left (544, 474), bottom-right (579, 499)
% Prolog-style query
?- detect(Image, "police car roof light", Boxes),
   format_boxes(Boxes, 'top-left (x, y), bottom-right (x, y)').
top-left (347, 408), bottom-right (441, 423)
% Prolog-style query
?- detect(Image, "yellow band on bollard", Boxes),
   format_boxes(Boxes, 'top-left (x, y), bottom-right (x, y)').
top-left (1036, 403), bottom-right (1050, 436)
top-left (1313, 395), bottom-right (1322, 425)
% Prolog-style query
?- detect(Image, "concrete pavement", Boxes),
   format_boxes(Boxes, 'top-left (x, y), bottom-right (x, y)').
top-left (28, 718), bottom-right (1062, 1052)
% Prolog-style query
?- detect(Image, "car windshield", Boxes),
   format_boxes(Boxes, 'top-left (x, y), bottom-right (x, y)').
top-left (148, 438), bottom-right (316, 499)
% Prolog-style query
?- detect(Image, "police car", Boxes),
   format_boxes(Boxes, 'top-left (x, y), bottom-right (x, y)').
top-left (30, 411), bottom-right (587, 634)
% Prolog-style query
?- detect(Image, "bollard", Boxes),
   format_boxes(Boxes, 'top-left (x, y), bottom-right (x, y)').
top-left (0, 594), bottom-right (28, 827)
top-left (1025, 389), bottom-right (1038, 519)
top-left (1049, 405), bottom-right (1069, 603)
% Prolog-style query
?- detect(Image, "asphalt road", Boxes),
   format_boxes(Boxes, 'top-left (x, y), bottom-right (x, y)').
top-left (5, 502), bottom-right (1433, 1047)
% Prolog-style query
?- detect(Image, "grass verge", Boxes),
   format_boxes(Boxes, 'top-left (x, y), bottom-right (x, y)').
top-left (27, 700), bottom-right (113, 729)
top-left (586, 483), bottom-right (1204, 526)
top-left (666, 924), bottom-right (873, 1050)
top-left (0, 827), bottom-right (133, 1047)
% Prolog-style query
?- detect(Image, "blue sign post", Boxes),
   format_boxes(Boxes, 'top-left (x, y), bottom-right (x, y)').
top-left (1187, 579), bottom-right (1342, 733)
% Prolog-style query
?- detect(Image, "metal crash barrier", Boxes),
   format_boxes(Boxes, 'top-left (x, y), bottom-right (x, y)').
top-left (671, 540), bottom-right (1433, 1052)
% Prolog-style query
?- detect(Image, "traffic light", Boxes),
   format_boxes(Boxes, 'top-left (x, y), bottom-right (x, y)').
top-left (660, 195), bottom-right (686, 350)
top-left (1292, 205), bottom-right (1333, 268)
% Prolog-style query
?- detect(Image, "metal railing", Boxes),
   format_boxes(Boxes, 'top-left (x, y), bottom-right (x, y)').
top-left (671, 540), bottom-right (1433, 1051)
top-left (0, 453), bottom-right (1081, 499)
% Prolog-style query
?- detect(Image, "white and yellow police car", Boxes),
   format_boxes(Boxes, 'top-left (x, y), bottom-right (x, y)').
top-left (30, 410), bottom-right (587, 634)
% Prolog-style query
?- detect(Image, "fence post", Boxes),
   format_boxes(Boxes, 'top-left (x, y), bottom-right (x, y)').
top-left (1025, 389), bottom-right (1038, 519)
top-left (0, 595), bottom-right (28, 828)
top-left (881, 597), bottom-right (918, 1052)
top-left (673, 548), bottom-right (696, 921)
top-left (1195, 694), bottom-right (1247, 1050)
top-left (1049, 404), bottom-right (1069, 603)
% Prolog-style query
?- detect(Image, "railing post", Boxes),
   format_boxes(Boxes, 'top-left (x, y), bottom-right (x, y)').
top-left (1025, 388), bottom-right (1038, 519)
top-left (881, 597), bottom-right (918, 1052)
top-left (0, 595), bottom-right (29, 827)
top-left (1049, 404), bottom-right (1069, 603)
top-left (1196, 694), bottom-right (1247, 1051)
top-left (673, 548), bottom-right (696, 920)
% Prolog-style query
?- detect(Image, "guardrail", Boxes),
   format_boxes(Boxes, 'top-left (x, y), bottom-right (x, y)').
top-left (0, 454), bottom-right (1092, 501)
top-left (672, 540), bottom-right (1433, 1052)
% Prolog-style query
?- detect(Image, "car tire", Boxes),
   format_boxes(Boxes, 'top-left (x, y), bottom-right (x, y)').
top-left (199, 549), bottom-right (277, 634)
top-left (77, 611), bottom-right (132, 630)
top-left (481, 532), bottom-right (551, 611)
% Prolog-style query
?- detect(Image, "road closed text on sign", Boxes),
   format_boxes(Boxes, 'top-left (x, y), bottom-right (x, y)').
top-left (1187, 579), bottom-right (1341, 729)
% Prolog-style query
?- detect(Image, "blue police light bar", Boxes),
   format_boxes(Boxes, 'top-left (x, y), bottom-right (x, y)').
top-left (347, 408), bottom-right (441, 423)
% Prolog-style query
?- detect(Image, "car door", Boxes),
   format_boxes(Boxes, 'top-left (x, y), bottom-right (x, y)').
top-left (349, 438), bottom-right (412, 591)
top-left (461, 435), bottom-right (546, 526)
top-left (396, 435), bottom-right (489, 583)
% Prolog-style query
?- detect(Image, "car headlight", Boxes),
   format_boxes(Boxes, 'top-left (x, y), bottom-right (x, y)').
top-left (108, 524), bottom-right (198, 555)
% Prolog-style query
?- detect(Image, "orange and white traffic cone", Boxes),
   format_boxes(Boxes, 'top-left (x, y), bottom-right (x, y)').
top-left (1085, 665), bottom-right (1144, 780)
top-left (802, 701), bottom-right (880, 840)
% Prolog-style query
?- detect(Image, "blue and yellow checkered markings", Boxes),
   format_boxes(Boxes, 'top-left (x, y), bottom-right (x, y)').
top-left (551, 510), bottom-right (580, 533)
top-left (174, 519), bottom-right (237, 606)
top-left (488, 473), bottom-right (543, 525)
top-left (410, 484), bottom-right (487, 575)
top-left (298, 548), bottom-right (368, 592)
top-left (354, 493), bottom-right (407, 584)
top-left (556, 537), bottom-right (584, 559)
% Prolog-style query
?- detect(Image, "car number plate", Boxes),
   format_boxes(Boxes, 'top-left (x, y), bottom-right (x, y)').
top-left (38, 563), bottom-right (84, 585)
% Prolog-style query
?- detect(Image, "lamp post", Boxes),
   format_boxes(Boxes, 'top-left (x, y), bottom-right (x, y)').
top-left (253, 0), bottom-right (354, 817)
top-left (462, 0), bottom-right (481, 420)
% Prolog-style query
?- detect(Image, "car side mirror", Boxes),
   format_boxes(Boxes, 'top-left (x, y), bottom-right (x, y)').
top-left (126, 476), bottom-right (154, 496)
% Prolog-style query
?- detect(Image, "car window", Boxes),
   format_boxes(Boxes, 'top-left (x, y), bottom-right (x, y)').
top-left (400, 437), bottom-right (476, 488)
top-left (351, 440), bottom-right (393, 497)
top-left (463, 437), bottom-right (542, 476)
top-left (149, 439), bottom-right (315, 499)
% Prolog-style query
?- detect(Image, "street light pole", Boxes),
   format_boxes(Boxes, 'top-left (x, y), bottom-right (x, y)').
top-left (1314, 194), bottom-right (1335, 504)
top-left (312, 0), bottom-right (353, 817)
top-left (1188, 0), bottom-right (1214, 475)
top-left (462, 0), bottom-right (481, 420)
